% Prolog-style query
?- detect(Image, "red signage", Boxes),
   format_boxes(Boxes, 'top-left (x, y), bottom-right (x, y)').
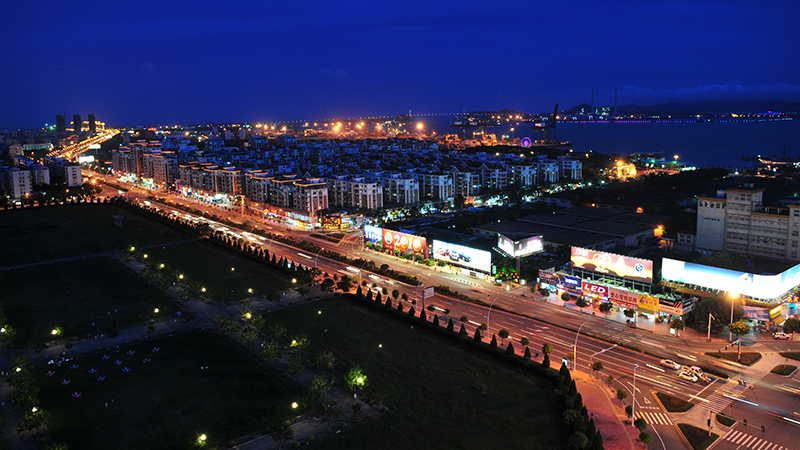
top-left (608, 287), bottom-right (640, 309)
top-left (582, 281), bottom-right (608, 298)
top-left (382, 229), bottom-right (428, 259)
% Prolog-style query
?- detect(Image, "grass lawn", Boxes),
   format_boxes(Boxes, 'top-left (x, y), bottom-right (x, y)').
top-left (705, 351), bottom-right (762, 366)
top-left (262, 297), bottom-right (566, 450)
top-left (780, 352), bottom-right (800, 362)
top-left (37, 332), bottom-right (300, 450)
top-left (678, 423), bottom-right (719, 450)
top-left (0, 258), bottom-right (177, 346)
top-left (770, 364), bottom-right (797, 376)
top-left (137, 241), bottom-right (294, 302)
top-left (656, 392), bottom-right (694, 413)
top-left (0, 204), bottom-right (189, 265)
top-left (716, 413), bottom-right (736, 427)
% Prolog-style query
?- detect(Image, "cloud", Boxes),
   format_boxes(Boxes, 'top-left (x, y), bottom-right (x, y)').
top-left (318, 68), bottom-right (347, 78)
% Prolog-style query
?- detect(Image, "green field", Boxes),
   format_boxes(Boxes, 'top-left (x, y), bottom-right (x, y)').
top-left (262, 297), bottom-right (565, 450)
top-left (37, 332), bottom-right (300, 450)
top-left (0, 204), bottom-right (190, 265)
top-left (138, 241), bottom-right (295, 302)
top-left (0, 257), bottom-right (177, 345)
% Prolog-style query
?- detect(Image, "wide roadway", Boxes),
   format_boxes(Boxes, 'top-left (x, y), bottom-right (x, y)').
top-left (92, 173), bottom-right (800, 449)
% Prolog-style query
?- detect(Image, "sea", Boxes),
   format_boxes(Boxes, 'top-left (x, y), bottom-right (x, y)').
top-left (427, 118), bottom-right (800, 169)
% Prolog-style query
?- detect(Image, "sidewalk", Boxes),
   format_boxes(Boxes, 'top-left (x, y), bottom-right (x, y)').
top-left (573, 371), bottom-right (636, 450)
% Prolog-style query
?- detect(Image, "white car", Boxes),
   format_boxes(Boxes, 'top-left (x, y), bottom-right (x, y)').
top-left (774, 332), bottom-right (791, 340)
top-left (660, 359), bottom-right (681, 370)
top-left (684, 365), bottom-right (704, 377)
top-left (678, 371), bottom-right (698, 383)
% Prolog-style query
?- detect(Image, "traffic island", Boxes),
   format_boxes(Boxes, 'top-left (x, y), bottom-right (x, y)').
top-left (770, 364), bottom-right (798, 376)
top-left (779, 352), bottom-right (800, 362)
top-left (715, 413), bottom-right (736, 427)
top-left (705, 351), bottom-right (762, 366)
top-left (655, 392), bottom-right (694, 413)
top-left (677, 423), bottom-right (719, 450)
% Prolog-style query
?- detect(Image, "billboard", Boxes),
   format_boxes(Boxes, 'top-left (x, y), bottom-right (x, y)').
top-left (661, 258), bottom-right (800, 300)
top-left (582, 281), bottom-right (608, 299)
top-left (382, 229), bottom-right (427, 259)
top-left (498, 235), bottom-right (543, 257)
top-left (364, 225), bottom-right (382, 244)
top-left (658, 298), bottom-right (684, 316)
top-left (638, 295), bottom-right (659, 314)
top-left (78, 155), bottom-right (95, 163)
top-left (571, 247), bottom-right (654, 284)
top-left (608, 287), bottom-right (640, 309)
top-left (433, 240), bottom-right (491, 273)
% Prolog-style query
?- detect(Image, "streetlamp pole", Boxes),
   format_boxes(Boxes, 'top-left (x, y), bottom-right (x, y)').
top-left (486, 296), bottom-right (499, 337)
top-left (728, 292), bottom-right (738, 342)
top-left (573, 322), bottom-right (586, 372)
top-left (707, 313), bottom-right (715, 342)
top-left (359, 258), bottom-right (368, 285)
top-left (632, 362), bottom-right (639, 426)
top-left (314, 247), bottom-right (323, 269)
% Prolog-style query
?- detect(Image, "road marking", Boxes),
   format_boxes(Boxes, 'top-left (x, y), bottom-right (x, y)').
top-left (687, 378), bottom-right (717, 402)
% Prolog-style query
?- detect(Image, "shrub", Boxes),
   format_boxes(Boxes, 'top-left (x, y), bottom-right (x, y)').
top-left (706, 352), bottom-right (762, 366)
top-left (715, 414), bottom-right (736, 427)
top-left (770, 364), bottom-right (797, 375)
top-left (677, 423), bottom-right (718, 450)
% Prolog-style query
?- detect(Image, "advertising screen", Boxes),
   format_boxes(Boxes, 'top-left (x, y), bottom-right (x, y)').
top-left (433, 240), bottom-right (491, 273)
top-left (382, 229), bottom-right (427, 259)
top-left (498, 235), bottom-right (543, 257)
top-left (661, 258), bottom-right (800, 300)
top-left (570, 247), bottom-right (653, 284)
top-left (364, 225), bottom-right (383, 244)
top-left (78, 155), bottom-right (95, 163)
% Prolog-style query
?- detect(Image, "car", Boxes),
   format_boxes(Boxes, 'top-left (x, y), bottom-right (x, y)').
top-left (684, 365), bottom-right (704, 377)
top-left (774, 332), bottom-right (791, 340)
top-left (660, 359), bottom-right (681, 370)
top-left (678, 371), bottom-right (698, 383)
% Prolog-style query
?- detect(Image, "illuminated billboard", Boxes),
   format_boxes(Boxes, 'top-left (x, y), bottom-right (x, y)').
top-left (570, 247), bottom-right (653, 284)
top-left (382, 229), bottom-right (428, 259)
top-left (364, 225), bottom-right (382, 244)
top-left (661, 258), bottom-right (800, 300)
top-left (78, 155), bottom-right (95, 163)
top-left (433, 240), bottom-right (491, 273)
top-left (498, 235), bottom-right (543, 257)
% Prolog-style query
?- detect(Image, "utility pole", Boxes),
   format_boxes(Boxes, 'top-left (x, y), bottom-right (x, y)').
top-left (708, 313), bottom-right (715, 341)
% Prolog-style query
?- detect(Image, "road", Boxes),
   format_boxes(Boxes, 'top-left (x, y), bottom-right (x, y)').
top-left (88, 171), bottom-right (800, 449)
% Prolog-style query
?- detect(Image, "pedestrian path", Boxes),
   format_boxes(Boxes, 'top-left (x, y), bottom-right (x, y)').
top-left (722, 429), bottom-right (787, 450)
top-left (704, 383), bottom-right (748, 412)
top-left (637, 410), bottom-right (672, 426)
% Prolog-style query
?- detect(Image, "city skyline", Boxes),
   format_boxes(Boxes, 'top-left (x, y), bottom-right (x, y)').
top-left (2, 0), bottom-right (799, 129)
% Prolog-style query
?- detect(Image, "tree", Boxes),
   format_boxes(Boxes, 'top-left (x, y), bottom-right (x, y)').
top-left (345, 366), bottom-right (368, 396)
top-left (287, 355), bottom-right (304, 379)
top-left (320, 401), bottom-right (343, 432)
top-left (402, 293), bottom-right (409, 301)
top-left (460, 315), bottom-right (469, 324)
top-left (616, 388), bottom-right (628, 403)
top-left (670, 317), bottom-right (685, 336)
top-left (337, 275), bottom-right (353, 293)
top-left (598, 301), bottom-right (613, 316)
top-left (18, 407), bottom-right (49, 432)
top-left (634, 417), bottom-right (648, 431)
top-left (498, 328), bottom-right (510, 344)
top-left (314, 350), bottom-right (336, 374)
top-left (782, 318), bottom-right (800, 337)
top-left (260, 340), bottom-right (281, 364)
top-left (543, 353), bottom-right (550, 369)
top-left (306, 374), bottom-right (333, 410)
top-left (432, 314), bottom-right (439, 326)
top-left (625, 405), bottom-right (633, 418)
top-left (490, 334), bottom-right (498, 348)
top-left (366, 290), bottom-right (373, 302)
top-left (459, 324), bottom-right (468, 340)
top-left (575, 297), bottom-right (589, 311)
top-left (447, 318), bottom-right (454, 332)
top-left (542, 343), bottom-right (553, 356)
top-left (729, 320), bottom-right (751, 361)
top-left (606, 375), bottom-right (614, 385)
top-left (505, 342), bottom-right (515, 356)
top-left (267, 323), bottom-right (287, 342)
top-left (288, 334), bottom-right (309, 357)
top-left (524, 346), bottom-right (531, 359)
top-left (473, 327), bottom-right (483, 343)
top-left (638, 431), bottom-right (653, 447)
top-left (320, 278), bottom-right (335, 293)
top-left (568, 431), bottom-right (589, 450)
top-left (268, 420), bottom-right (294, 450)
top-left (391, 289), bottom-right (400, 300)
top-left (624, 309), bottom-right (636, 319)
top-left (520, 336), bottom-right (530, 349)
top-left (590, 361), bottom-right (603, 378)
top-left (360, 390), bottom-right (380, 418)
top-left (561, 292), bottom-right (571, 302)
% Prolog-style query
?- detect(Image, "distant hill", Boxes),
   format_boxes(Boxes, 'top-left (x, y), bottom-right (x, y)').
top-left (564, 99), bottom-right (800, 115)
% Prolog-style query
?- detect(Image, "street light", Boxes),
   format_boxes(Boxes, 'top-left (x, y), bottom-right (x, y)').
top-left (573, 322), bottom-right (586, 372)
top-left (707, 313), bottom-right (715, 341)
top-left (729, 292), bottom-right (739, 342)
top-left (632, 362), bottom-right (639, 426)
top-left (485, 297), bottom-right (499, 337)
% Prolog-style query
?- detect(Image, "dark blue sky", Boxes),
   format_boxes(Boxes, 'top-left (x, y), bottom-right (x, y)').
top-left (2, 0), bottom-right (799, 128)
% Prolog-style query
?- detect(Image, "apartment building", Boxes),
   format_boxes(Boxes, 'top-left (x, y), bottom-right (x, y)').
top-left (293, 178), bottom-right (329, 214)
top-left (696, 187), bottom-right (800, 260)
top-left (1, 167), bottom-right (32, 198)
top-left (327, 175), bottom-right (384, 210)
top-left (416, 172), bottom-right (454, 201)
top-left (377, 173), bottom-right (419, 205)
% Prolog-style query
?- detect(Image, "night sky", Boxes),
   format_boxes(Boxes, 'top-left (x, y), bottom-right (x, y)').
top-left (2, 0), bottom-right (799, 128)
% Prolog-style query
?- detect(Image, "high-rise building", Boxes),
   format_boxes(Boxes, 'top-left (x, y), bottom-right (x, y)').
top-left (88, 114), bottom-right (96, 134)
top-left (72, 114), bottom-right (81, 132)
top-left (56, 114), bottom-right (66, 132)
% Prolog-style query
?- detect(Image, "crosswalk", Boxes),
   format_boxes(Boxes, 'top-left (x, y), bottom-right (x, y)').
top-left (637, 410), bottom-right (672, 426)
top-left (704, 383), bottom-right (748, 412)
top-left (723, 429), bottom-right (787, 450)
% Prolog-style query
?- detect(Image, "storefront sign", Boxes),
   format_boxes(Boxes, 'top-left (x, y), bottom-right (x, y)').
top-left (638, 295), bottom-right (660, 315)
top-left (658, 298), bottom-right (684, 316)
top-left (608, 287), bottom-right (640, 309)
top-left (582, 281), bottom-right (608, 298)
